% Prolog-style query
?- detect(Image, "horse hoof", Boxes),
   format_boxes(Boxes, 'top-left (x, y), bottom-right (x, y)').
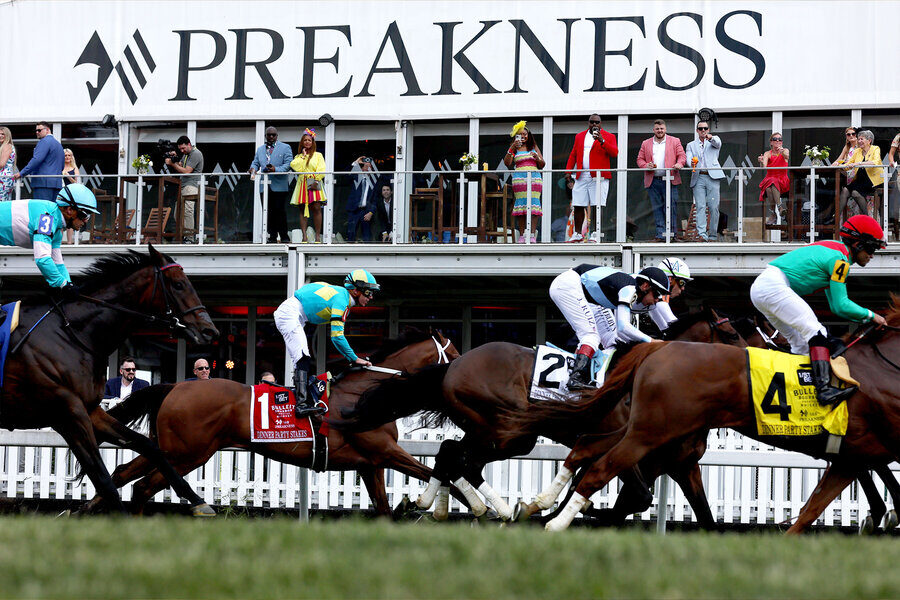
top-left (55, 509), bottom-right (72, 519)
top-left (392, 496), bottom-right (412, 520)
top-left (859, 515), bottom-right (875, 535)
top-left (191, 503), bottom-right (216, 517)
top-left (514, 501), bottom-right (534, 522)
top-left (884, 510), bottom-right (899, 530)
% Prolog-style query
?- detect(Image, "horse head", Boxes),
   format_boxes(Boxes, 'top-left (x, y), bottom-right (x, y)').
top-left (146, 245), bottom-right (219, 345)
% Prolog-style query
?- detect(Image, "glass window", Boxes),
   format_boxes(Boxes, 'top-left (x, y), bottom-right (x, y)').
top-left (409, 120), bottom-right (469, 243)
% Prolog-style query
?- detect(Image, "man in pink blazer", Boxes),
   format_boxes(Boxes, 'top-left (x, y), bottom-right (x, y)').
top-left (636, 120), bottom-right (686, 241)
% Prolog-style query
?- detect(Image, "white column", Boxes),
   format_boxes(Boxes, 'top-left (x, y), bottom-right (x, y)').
top-left (771, 111), bottom-right (782, 136)
top-left (253, 120), bottom-right (266, 244)
top-left (324, 121), bottom-right (336, 244)
top-left (395, 120), bottom-right (410, 244)
top-left (467, 118), bottom-right (479, 239)
top-left (851, 109), bottom-right (862, 128)
top-left (616, 115), bottom-right (629, 242)
top-left (541, 116), bottom-right (553, 243)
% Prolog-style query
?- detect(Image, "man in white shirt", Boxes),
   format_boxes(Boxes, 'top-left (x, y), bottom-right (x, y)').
top-left (564, 114), bottom-right (619, 242)
top-left (103, 357), bottom-right (150, 409)
top-left (636, 119), bottom-right (686, 242)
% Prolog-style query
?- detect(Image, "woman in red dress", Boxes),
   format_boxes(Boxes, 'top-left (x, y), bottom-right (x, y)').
top-left (757, 132), bottom-right (791, 225)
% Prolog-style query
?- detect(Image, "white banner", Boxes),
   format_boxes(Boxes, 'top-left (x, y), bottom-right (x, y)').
top-left (2, 1), bottom-right (898, 122)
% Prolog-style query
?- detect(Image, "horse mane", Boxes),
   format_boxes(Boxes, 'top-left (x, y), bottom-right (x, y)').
top-left (884, 295), bottom-right (900, 327)
top-left (367, 326), bottom-right (434, 364)
top-left (77, 250), bottom-right (169, 294)
top-left (661, 305), bottom-right (715, 339)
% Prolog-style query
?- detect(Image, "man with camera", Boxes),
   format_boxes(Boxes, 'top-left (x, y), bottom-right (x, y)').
top-left (165, 135), bottom-right (204, 243)
top-left (565, 114), bottom-right (618, 242)
top-left (250, 127), bottom-right (293, 243)
top-left (345, 156), bottom-right (378, 242)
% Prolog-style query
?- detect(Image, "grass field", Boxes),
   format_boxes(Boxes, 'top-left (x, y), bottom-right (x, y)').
top-left (2, 515), bottom-right (899, 599)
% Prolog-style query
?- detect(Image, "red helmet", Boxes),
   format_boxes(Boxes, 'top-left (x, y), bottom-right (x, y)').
top-left (840, 215), bottom-right (886, 252)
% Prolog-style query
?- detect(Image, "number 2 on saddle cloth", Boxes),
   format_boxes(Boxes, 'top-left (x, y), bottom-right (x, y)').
top-left (530, 344), bottom-right (616, 402)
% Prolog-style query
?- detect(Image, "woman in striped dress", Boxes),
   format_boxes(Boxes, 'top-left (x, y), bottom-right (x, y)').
top-left (504, 121), bottom-right (545, 243)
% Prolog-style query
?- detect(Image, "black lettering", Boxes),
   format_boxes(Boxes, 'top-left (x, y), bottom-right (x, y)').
top-left (433, 21), bottom-right (501, 96)
top-left (295, 25), bottom-right (353, 98)
top-left (655, 13), bottom-right (705, 91)
top-left (171, 30), bottom-right (227, 101)
top-left (585, 17), bottom-right (647, 92)
top-left (507, 19), bottom-right (577, 94)
top-left (761, 372), bottom-right (791, 421)
top-left (713, 10), bottom-right (765, 90)
top-left (227, 28), bottom-right (288, 101)
top-left (356, 21), bottom-right (425, 97)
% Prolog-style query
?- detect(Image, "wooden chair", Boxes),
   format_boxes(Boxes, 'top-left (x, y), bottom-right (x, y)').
top-left (89, 189), bottom-right (127, 244)
top-left (138, 207), bottom-right (171, 243)
top-left (409, 190), bottom-right (439, 242)
top-left (177, 187), bottom-right (219, 243)
top-left (482, 180), bottom-right (510, 243)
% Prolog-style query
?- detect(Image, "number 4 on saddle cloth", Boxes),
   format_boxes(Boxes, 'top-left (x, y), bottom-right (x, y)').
top-left (0, 302), bottom-right (22, 388)
top-left (251, 374), bottom-right (330, 443)
top-left (530, 344), bottom-right (617, 402)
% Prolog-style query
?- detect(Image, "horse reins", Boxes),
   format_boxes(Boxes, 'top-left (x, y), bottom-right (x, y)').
top-left (833, 322), bottom-right (900, 373)
top-left (349, 336), bottom-right (454, 380)
top-left (709, 317), bottom-right (741, 344)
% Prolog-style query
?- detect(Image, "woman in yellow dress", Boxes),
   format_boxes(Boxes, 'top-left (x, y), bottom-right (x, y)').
top-left (290, 128), bottom-right (327, 242)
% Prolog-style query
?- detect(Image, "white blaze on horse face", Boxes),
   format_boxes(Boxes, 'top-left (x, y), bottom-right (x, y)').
top-left (534, 465), bottom-right (574, 510)
top-left (545, 492), bottom-right (589, 532)
top-left (416, 476), bottom-right (442, 509)
top-left (453, 477), bottom-right (487, 517)
top-left (433, 487), bottom-right (451, 521)
top-left (478, 481), bottom-right (513, 520)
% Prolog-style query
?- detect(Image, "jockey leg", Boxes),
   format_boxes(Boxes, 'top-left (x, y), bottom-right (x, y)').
top-left (809, 334), bottom-right (856, 406)
top-left (549, 269), bottom-right (602, 390)
top-left (274, 297), bottom-right (323, 418)
top-left (567, 344), bottom-right (595, 390)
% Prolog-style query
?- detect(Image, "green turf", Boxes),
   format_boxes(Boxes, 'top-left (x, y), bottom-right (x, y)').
top-left (1, 515), bottom-right (899, 599)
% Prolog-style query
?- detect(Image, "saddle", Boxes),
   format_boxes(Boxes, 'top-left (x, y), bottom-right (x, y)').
top-left (530, 344), bottom-right (616, 402)
top-left (0, 301), bottom-right (22, 388)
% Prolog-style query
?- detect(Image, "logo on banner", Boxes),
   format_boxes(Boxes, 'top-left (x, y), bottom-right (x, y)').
top-left (75, 29), bottom-right (156, 105)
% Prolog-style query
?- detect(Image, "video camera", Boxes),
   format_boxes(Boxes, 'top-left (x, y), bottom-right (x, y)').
top-left (155, 139), bottom-right (179, 162)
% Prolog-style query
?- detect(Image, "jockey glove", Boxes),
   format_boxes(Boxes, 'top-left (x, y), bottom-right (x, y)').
top-left (50, 283), bottom-right (81, 302)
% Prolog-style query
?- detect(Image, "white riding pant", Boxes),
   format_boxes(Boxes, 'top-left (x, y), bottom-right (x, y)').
top-left (549, 270), bottom-right (618, 352)
top-left (750, 265), bottom-right (826, 354)
top-left (274, 296), bottom-right (310, 367)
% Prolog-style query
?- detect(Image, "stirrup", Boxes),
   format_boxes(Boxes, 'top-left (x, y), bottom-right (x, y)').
top-left (816, 385), bottom-right (857, 407)
top-left (567, 374), bottom-right (593, 390)
top-left (295, 402), bottom-right (326, 418)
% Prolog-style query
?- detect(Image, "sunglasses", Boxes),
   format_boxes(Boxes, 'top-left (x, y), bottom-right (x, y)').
top-left (697, 127), bottom-right (709, 131)
top-left (588, 120), bottom-right (601, 124)
top-left (771, 138), bottom-right (783, 142)
top-left (121, 367), bottom-right (136, 372)
top-left (195, 366), bottom-right (210, 371)
top-left (361, 289), bottom-right (375, 298)
top-left (846, 132), bottom-right (857, 137)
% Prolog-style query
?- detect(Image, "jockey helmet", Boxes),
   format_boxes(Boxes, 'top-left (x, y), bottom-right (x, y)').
top-left (840, 215), bottom-right (886, 254)
top-left (344, 269), bottom-right (380, 293)
top-left (56, 184), bottom-right (100, 215)
top-left (635, 267), bottom-right (670, 297)
top-left (657, 257), bottom-right (692, 281)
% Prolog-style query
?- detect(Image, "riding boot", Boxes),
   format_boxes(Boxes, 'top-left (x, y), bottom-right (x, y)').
top-left (567, 346), bottom-right (595, 391)
top-left (293, 361), bottom-right (324, 418)
top-left (809, 344), bottom-right (856, 406)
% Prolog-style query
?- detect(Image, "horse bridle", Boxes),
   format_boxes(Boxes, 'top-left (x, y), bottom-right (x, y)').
top-left (355, 335), bottom-right (455, 378)
top-left (708, 317), bottom-right (742, 344)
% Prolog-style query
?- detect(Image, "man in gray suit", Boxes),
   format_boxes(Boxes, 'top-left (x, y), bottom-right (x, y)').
top-left (685, 121), bottom-right (725, 241)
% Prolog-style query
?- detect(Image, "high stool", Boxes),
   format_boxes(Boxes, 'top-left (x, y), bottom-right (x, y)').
top-left (409, 190), bottom-right (438, 242)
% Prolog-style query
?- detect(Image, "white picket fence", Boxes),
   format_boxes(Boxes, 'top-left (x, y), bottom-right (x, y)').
top-left (2, 422), bottom-right (897, 528)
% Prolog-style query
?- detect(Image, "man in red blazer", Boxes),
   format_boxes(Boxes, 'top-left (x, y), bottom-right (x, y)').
top-left (636, 119), bottom-right (686, 242)
top-left (565, 114), bottom-right (618, 242)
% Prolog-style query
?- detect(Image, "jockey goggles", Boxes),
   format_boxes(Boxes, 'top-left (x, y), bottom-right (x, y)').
top-left (75, 209), bottom-right (92, 224)
top-left (857, 238), bottom-right (884, 254)
top-left (361, 288), bottom-right (376, 299)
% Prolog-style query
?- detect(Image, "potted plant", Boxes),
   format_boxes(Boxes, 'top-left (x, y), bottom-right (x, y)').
top-left (804, 145), bottom-right (830, 167)
top-left (131, 154), bottom-right (153, 174)
top-left (459, 152), bottom-right (478, 172)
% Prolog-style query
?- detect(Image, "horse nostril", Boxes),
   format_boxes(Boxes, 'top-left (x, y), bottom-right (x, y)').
top-left (202, 328), bottom-right (219, 341)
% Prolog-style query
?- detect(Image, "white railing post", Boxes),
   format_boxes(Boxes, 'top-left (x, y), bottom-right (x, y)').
top-left (458, 172), bottom-right (465, 245)
top-left (198, 175), bottom-right (206, 245)
top-left (737, 169), bottom-right (745, 244)
top-left (135, 175), bottom-right (144, 245)
top-left (809, 167), bottom-right (816, 243)
top-left (657, 475), bottom-right (670, 534)
top-left (664, 170), bottom-right (672, 243)
top-left (883, 166), bottom-right (889, 234)
top-left (262, 174), bottom-right (270, 244)
top-left (525, 171), bottom-right (532, 244)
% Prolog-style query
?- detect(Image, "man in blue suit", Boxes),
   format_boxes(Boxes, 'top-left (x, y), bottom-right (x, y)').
top-left (346, 156), bottom-right (378, 242)
top-left (103, 357), bottom-right (150, 405)
top-left (250, 127), bottom-right (293, 243)
top-left (14, 122), bottom-right (64, 201)
top-left (685, 121), bottom-right (726, 242)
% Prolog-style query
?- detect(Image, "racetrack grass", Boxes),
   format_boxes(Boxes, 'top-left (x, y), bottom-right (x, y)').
top-left (1, 516), bottom-right (899, 599)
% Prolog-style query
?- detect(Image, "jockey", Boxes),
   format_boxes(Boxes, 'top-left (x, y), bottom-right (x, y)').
top-left (0, 183), bottom-right (98, 297)
top-left (750, 214), bottom-right (887, 405)
top-left (274, 269), bottom-right (380, 418)
top-left (650, 256), bottom-right (693, 331)
top-left (549, 264), bottom-right (670, 390)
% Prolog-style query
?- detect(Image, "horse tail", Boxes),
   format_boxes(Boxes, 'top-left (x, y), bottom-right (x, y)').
top-left (498, 342), bottom-right (669, 443)
top-left (330, 363), bottom-right (451, 432)
top-left (107, 383), bottom-right (176, 439)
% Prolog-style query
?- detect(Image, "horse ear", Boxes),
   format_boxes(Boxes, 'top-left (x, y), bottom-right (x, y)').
top-left (148, 243), bottom-right (165, 267)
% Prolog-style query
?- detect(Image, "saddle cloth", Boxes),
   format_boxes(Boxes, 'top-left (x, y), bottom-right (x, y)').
top-left (250, 374), bottom-right (330, 442)
top-left (0, 301), bottom-right (21, 388)
top-left (530, 344), bottom-right (616, 402)
top-left (746, 347), bottom-right (849, 437)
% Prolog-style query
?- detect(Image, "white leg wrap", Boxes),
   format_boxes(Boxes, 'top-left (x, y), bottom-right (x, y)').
top-left (534, 466), bottom-right (574, 510)
top-left (433, 486), bottom-right (450, 521)
top-left (453, 477), bottom-right (487, 517)
top-left (416, 476), bottom-right (442, 509)
top-left (478, 482), bottom-right (513, 520)
top-left (545, 492), bottom-right (589, 532)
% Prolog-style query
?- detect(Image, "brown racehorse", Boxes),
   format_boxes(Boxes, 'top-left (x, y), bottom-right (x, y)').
top-left (335, 307), bottom-right (746, 523)
top-left (503, 301), bottom-right (900, 533)
top-left (1, 247), bottom-right (219, 515)
top-left (83, 329), bottom-right (460, 516)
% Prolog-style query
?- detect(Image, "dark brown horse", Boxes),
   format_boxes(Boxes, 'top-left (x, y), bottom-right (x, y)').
top-left (335, 307), bottom-right (746, 522)
top-left (503, 302), bottom-right (900, 533)
top-left (1, 247), bottom-right (219, 515)
top-left (84, 330), bottom-right (460, 516)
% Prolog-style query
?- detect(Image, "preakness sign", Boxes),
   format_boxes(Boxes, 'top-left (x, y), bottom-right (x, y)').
top-left (3, 1), bottom-right (898, 122)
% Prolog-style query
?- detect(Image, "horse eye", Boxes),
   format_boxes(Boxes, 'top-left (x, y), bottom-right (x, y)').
top-left (173, 281), bottom-right (185, 291)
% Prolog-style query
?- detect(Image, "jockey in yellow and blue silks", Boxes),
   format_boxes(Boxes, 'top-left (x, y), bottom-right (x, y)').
top-left (0, 184), bottom-right (98, 298)
top-left (274, 269), bottom-right (380, 417)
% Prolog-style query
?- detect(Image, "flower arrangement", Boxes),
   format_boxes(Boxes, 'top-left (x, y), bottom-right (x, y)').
top-left (131, 154), bottom-right (153, 174)
top-left (459, 152), bottom-right (478, 170)
top-left (804, 145), bottom-right (830, 162)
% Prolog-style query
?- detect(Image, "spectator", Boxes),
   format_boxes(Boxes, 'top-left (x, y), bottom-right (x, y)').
top-left (564, 114), bottom-right (618, 242)
top-left (833, 127), bottom-right (859, 166)
top-left (290, 128), bottom-right (327, 243)
top-left (103, 356), bottom-right (150, 409)
top-left (375, 182), bottom-right (394, 242)
top-left (259, 371), bottom-right (277, 384)
top-left (839, 129), bottom-right (883, 220)
top-left (889, 130), bottom-right (900, 170)
top-left (0, 127), bottom-right (16, 201)
top-left (14, 121), bottom-right (64, 201)
top-left (62, 149), bottom-right (81, 244)
top-left (636, 119), bottom-right (686, 242)
top-left (685, 121), bottom-right (725, 242)
top-left (504, 120), bottom-right (545, 243)
top-left (165, 135), bottom-right (204, 242)
top-left (346, 156), bottom-right (378, 242)
top-left (757, 133), bottom-right (791, 225)
top-left (551, 202), bottom-right (572, 242)
top-left (190, 358), bottom-right (211, 381)
top-left (250, 126), bottom-right (293, 243)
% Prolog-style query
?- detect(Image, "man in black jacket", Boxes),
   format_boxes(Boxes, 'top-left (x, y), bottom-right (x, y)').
top-left (346, 157), bottom-right (379, 242)
top-left (375, 182), bottom-right (394, 242)
top-left (102, 356), bottom-right (150, 407)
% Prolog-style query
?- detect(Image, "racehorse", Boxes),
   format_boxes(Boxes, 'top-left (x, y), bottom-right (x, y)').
top-left (82, 329), bottom-right (460, 516)
top-left (1, 246), bottom-right (219, 515)
top-left (502, 300), bottom-right (900, 533)
top-left (733, 311), bottom-right (790, 351)
top-left (335, 307), bottom-right (746, 522)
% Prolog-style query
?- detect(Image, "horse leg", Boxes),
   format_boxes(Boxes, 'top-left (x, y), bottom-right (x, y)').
top-left (787, 463), bottom-right (855, 534)
top-left (873, 463), bottom-right (900, 530)
top-left (668, 461), bottom-right (717, 531)
top-left (360, 467), bottom-right (391, 517)
top-left (80, 455), bottom-right (155, 514)
top-left (857, 469), bottom-right (886, 535)
top-left (90, 408), bottom-right (214, 516)
top-left (416, 439), bottom-right (461, 511)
